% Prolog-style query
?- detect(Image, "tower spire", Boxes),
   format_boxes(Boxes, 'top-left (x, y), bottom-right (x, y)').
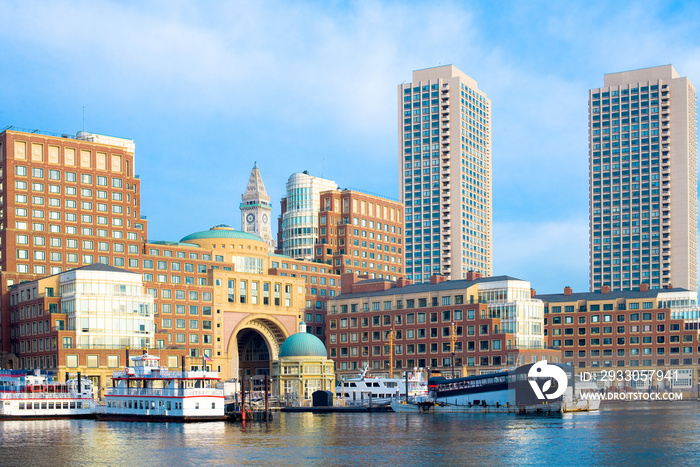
top-left (240, 163), bottom-right (275, 252)
top-left (242, 163), bottom-right (271, 206)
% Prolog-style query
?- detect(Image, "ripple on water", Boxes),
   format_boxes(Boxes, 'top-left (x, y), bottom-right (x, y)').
top-left (0, 403), bottom-right (699, 466)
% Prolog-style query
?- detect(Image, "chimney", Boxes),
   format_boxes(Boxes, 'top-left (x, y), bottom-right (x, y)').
top-left (666, 283), bottom-right (673, 290)
top-left (430, 275), bottom-right (446, 285)
top-left (340, 272), bottom-right (357, 294)
top-left (564, 286), bottom-right (572, 296)
top-left (639, 283), bottom-right (649, 292)
top-left (466, 271), bottom-right (482, 281)
top-left (601, 285), bottom-right (611, 294)
top-left (530, 288), bottom-right (536, 298)
top-left (396, 277), bottom-right (412, 288)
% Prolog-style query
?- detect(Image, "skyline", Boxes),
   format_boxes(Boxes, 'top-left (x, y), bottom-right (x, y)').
top-left (1, 1), bottom-right (699, 294)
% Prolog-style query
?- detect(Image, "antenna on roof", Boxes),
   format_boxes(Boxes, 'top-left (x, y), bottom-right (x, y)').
top-left (82, 106), bottom-right (85, 132)
top-left (322, 158), bottom-right (325, 177)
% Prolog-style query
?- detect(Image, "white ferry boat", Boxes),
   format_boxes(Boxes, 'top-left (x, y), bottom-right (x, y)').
top-left (336, 367), bottom-right (428, 405)
top-left (99, 354), bottom-right (226, 422)
top-left (391, 363), bottom-right (569, 414)
top-left (0, 370), bottom-right (96, 420)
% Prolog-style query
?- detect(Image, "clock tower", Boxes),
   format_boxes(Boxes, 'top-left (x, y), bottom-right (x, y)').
top-left (240, 162), bottom-right (276, 252)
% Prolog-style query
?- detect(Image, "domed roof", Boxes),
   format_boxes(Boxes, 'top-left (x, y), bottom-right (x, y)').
top-left (279, 332), bottom-right (328, 358)
top-left (180, 225), bottom-right (264, 243)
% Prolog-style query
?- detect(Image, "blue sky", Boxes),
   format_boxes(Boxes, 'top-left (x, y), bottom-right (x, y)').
top-left (1, 0), bottom-right (699, 294)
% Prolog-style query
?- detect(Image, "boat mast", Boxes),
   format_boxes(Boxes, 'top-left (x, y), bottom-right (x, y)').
top-left (388, 329), bottom-right (395, 379)
top-left (450, 322), bottom-right (456, 378)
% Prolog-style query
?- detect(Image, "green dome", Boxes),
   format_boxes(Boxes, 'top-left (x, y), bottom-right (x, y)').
top-left (279, 332), bottom-right (328, 358)
top-left (180, 225), bottom-right (264, 243)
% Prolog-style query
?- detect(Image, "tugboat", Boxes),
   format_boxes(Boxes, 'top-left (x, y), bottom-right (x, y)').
top-left (98, 351), bottom-right (226, 422)
top-left (0, 370), bottom-right (96, 419)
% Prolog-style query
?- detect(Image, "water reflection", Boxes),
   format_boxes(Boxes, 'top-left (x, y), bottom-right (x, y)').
top-left (0, 404), bottom-right (699, 466)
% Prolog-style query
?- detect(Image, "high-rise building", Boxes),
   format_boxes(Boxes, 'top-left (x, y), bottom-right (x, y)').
top-left (314, 188), bottom-right (405, 280)
top-left (398, 65), bottom-right (492, 283)
top-left (240, 162), bottom-right (275, 252)
top-left (276, 171), bottom-right (337, 260)
top-left (589, 65), bottom-right (698, 292)
top-left (0, 127), bottom-right (149, 372)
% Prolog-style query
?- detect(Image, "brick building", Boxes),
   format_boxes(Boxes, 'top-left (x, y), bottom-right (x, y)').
top-left (315, 188), bottom-right (404, 280)
top-left (0, 129), bottom-right (146, 366)
top-left (327, 273), bottom-right (561, 380)
top-left (537, 285), bottom-right (700, 391)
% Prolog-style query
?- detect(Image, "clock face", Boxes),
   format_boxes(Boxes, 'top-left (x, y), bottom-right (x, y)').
top-left (246, 213), bottom-right (255, 223)
top-left (262, 214), bottom-right (268, 224)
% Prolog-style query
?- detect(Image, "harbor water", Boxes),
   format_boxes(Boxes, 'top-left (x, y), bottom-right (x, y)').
top-left (1, 402), bottom-right (699, 466)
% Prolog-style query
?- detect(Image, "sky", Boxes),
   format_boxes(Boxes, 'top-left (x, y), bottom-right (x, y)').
top-left (1, 0), bottom-right (699, 294)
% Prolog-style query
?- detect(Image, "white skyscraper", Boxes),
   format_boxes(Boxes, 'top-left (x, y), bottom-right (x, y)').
top-left (589, 65), bottom-right (698, 292)
top-left (398, 65), bottom-right (492, 282)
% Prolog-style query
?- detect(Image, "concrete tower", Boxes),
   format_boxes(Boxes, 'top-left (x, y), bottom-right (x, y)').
top-left (398, 65), bottom-right (492, 282)
top-left (589, 65), bottom-right (697, 291)
top-left (240, 162), bottom-right (275, 252)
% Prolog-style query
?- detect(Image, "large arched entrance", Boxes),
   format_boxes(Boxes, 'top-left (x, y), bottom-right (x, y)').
top-left (237, 329), bottom-right (270, 379)
top-left (227, 316), bottom-right (290, 391)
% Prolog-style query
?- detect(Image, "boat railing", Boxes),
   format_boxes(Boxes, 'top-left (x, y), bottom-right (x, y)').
top-left (112, 369), bottom-right (220, 379)
top-left (105, 387), bottom-right (222, 397)
top-left (0, 392), bottom-right (93, 400)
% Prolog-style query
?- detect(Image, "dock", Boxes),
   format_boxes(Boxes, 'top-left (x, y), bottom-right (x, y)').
top-left (281, 405), bottom-right (392, 414)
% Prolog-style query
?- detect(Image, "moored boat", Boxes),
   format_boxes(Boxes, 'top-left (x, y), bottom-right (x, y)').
top-left (336, 367), bottom-right (428, 406)
top-left (391, 362), bottom-right (573, 414)
top-left (0, 370), bottom-right (96, 420)
top-left (98, 353), bottom-right (226, 422)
